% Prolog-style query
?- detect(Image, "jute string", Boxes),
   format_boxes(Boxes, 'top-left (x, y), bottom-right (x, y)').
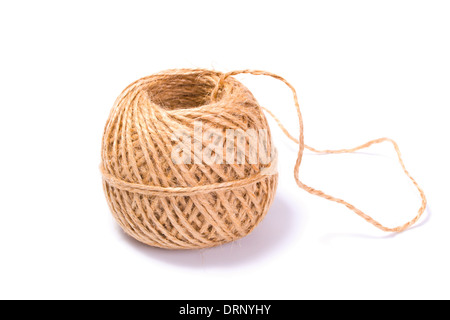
top-left (101, 69), bottom-right (278, 249)
top-left (213, 69), bottom-right (427, 233)
top-left (101, 68), bottom-right (427, 249)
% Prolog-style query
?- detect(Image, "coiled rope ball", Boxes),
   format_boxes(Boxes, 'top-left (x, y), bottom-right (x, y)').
top-left (101, 68), bottom-right (427, 250)
top-left (101, 69), bottom-right (278, 249)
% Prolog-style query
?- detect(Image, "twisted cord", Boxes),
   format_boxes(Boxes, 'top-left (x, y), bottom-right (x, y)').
top-left (101, 69), bottom-right (278, 249)
top-left (215, 70), bottom-right (427, 232)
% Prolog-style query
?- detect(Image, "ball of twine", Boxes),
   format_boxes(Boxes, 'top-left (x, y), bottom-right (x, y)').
top-left (101, 69), bottom-right (278, 249)
top-left (101, 68), bottom-right (427, 250)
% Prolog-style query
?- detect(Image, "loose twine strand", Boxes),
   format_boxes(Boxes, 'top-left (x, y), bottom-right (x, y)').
top-left (212, 70), bottom-right (427, 233)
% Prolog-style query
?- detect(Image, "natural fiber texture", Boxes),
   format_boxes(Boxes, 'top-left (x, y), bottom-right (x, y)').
top-left (101, 68), bottom-right (427, 250)
top-left (218, 70), bottom-right (427, 233)
top-left (101, 69), bottom-right (278, 249)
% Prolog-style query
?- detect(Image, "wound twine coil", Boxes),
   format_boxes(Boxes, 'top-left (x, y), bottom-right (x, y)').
top-left (101, 68), bottom-right (427, 249)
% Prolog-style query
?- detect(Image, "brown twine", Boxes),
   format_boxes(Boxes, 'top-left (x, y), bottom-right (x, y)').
top-left (101, 69), bottom-right (278, 249)
top-left (101, 68), bottom-right (427, 249)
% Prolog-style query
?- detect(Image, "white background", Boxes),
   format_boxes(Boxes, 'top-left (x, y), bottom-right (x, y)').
top-left (1, 1), bottom-right (449, 300)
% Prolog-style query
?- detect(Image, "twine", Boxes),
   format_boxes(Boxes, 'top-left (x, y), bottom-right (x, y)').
top-left (101, 69), bottom-right (278, 249)
top-left (101, 68), bottom-right (427, 249)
